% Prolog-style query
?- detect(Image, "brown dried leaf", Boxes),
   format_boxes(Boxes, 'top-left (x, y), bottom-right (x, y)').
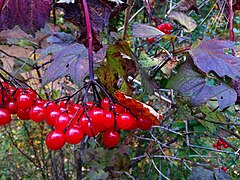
top-left (178, 0), bottom-right (199, 14)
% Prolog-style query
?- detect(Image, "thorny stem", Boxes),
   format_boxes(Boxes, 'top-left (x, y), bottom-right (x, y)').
top-left (82, 0), bottom-right (94, 81)
top-left (228, 0), bottom-right (235, 55)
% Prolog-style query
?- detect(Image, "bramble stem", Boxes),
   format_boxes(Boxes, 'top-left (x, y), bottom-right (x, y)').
top-left (82, 0), bottom-right (94, 81)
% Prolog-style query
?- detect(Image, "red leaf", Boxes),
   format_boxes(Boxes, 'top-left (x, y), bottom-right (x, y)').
top-left (0, 0), bottom-right (51, 34)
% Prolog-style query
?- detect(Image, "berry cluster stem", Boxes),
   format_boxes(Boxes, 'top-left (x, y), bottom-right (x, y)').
top-left (82, 0), bottom-right (94, 81)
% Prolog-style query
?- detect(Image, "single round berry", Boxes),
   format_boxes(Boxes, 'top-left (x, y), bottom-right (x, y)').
top-left (147, 37), bottom-right (155, 43)
top-left (45, 109), bottom-right (61, 126)
top-left (221, 166), bottom-right (227, 171)
top-left (117, 113), bottom-right (135, 130)
top-left (164, 23), bottom-right (173, 30)
top-left (101, 98), bottom-right (110, 109)
top-left (103, 110), bottom-right (114, 129)
top-left (46, 130), bottom-right (66, 150)
top-left (0, 108), bottom-right (11, 126)
top-left (103, 130), bottom-right (120, 148)
top-left (163, 29), bottom-right (171, 34)
top-left (213, 143), bottom-right (218, 148)
top-left (54, 113), bottom-right (70, 131)
top-left (217, 139), bottom-right (223, 146)
top-left (17, 108), bottom-right (30, 120)
top-left (223, 143), bottom-right (229, 148)
top-left (65, 126), bottom-right (84, 144)
top-left (216, 146), bottom-right (221, 150)
top-left (137, 117), bottom-right (153, 130)
top-left (5, 101), bottom-right (18, 114)
top-left (29, 104), bottom-right (46, 122)
top-left (17, 93), bottom-right (34, 109)
top-left (89, 107), bottom-right (105, 132)
top-left (157, 24), bottom-right (165, 32)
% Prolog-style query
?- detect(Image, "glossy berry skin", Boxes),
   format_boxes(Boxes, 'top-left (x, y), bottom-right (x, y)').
top-left (217, 139), bottom-right (223, 146)
top-left (103, 130), bottom-right (120, 148)
top-left (17, 93), bottom-right (34, 109)
top-left (17, 108), bottom-right (30, 120)
top-left (54, 113), bottom-right (70, 131)
top-left (164, 23), bottom-right (173, 30)
top-left (80, 115), bottom-right (99, 137)
top-left (223, 143), bottom-right (229, 148)
top-left (157, 24), bottom-right (165, 32)
top-left (101, 98), bottom-right (110, 109)
top-left (45, 109), bottom-right (61, 126)
top-left (137, 117), bottom-right (153, 130)
top-left (147, 37), bottom-right (155, 43)
top-left (0, 108), bottom-right (11, 125)
top-left (213, 144), bottom-right (218, 148)
top-left (221, 166), bottom-right (227, 171)
top-left (5, 101), bottom-right (18, 114)
top-left (89, 107), bottom-right (105, 132)
top-left (117, 113), bottom-right (135, 130)
top-left (65, 127), bottom-right (84, 144)
top-left (46, 130), bottom-right (66, 150)
top-left (216, 146), bottom-right (221, 150)
top-left (29, 104), bottom-right (46, 122)
top-left (103, 110), bottom-right (114, 129)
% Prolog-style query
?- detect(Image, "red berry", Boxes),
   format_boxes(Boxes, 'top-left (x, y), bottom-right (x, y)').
top-left (213, 143), bottom-right (218, 148)
top-left (164, 23), bottom-right (173, 30)
top-left (65, 126), bottom-right (84, 144)
top-left (46, 130), bottom-right (66, 150)
top-left (163, 29), bottom-right (171, 34)
top-left (44, 101), bottom-right (60, 115)
top-left (89, 107), bottom-right (105, 132)
top-left (117, 113), bottom-right (135, 130)
top-left (29, 104), bottom-right (46, 122)
top-left (25, 89), bottom-right (37, 100)
top-left (80, 115), bottom-right (100, 137)
top-left (5, 101), bottom-right (18, 114)
top-left (0, 108), bottom-right (11, 125)
top-left (17, 108), bottom-right (30, 120)
top-left (101, 98), bottom-right (110, 109)
top-left (45, 109), bottom-right (61, 126)
top-left (54, 113), bottom-right (70, 131)
top-left (223, 143), bottom-right (229, 148)
top-left (17, 93), bottom-right (34, 109)
top-left (147, 37), bottom-right (155, 43)
top-left (103, 130), bottom-right (120, 148)
top-left (103, 110), bottom-right (115, 129)
top-left (157, 24), bottom-right (165, 32)
top-left (221, 166), bottom-right (227, 171)
top-left (217, 139), bottom-right (223, 146)
top-left (217, 146), bottom-right (221, 150)
top-left (137, 117), bottom-right (153, 130)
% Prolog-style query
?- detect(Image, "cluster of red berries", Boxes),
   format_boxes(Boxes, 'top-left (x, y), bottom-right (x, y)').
top-left (147, 22), bottom-right (173, 43)
top-left (213, 139), bottom-right (229, 150)
top-left (0, 81), bottom-right (154, 150)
